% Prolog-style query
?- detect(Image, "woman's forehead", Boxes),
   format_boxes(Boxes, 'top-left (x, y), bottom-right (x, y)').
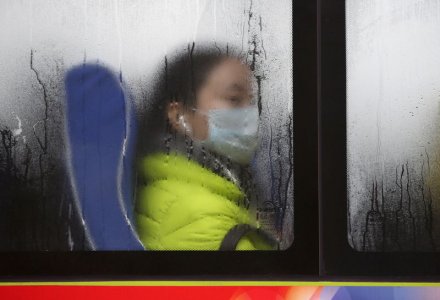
top-left (207, 58), bottom-right (253, 91)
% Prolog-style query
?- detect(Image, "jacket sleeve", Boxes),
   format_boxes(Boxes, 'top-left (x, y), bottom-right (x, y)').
top-left (235, 230), bottom-right (276, 250)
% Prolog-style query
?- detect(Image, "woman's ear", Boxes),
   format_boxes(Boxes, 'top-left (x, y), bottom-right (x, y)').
top-left (167, 100), bottom-right (184, 133)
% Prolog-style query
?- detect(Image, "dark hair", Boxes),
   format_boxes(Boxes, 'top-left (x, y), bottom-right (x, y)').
top-left (138, 43), bottom-right (244, 152)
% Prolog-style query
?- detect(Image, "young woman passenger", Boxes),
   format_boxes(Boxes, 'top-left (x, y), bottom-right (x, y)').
top-left (135, 43), bottom-right (275, 250)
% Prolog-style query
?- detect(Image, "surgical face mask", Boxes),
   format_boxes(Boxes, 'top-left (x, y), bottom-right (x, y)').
top-left (179, 106), bottom-right (260, 165)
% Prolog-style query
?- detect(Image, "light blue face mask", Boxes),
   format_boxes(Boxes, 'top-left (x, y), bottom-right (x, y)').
top-left (195, 106), bottom-right (260, 165)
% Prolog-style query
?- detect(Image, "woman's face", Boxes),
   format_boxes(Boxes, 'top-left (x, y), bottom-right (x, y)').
top-left (168, 57), bottom-right (254, 140)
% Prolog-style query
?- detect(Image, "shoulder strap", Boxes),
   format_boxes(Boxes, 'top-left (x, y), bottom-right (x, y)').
top-left (219, 224), bottom-right (253, 251)
top-left (219, 224), bottom-right (278, 251)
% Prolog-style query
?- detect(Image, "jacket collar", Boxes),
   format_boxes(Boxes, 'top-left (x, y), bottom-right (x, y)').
top-left (140, 152), bottom-right (245, 204)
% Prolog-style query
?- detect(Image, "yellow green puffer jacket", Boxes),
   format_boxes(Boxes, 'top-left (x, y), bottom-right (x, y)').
top-left (135, 152), bottom-right (273, 250)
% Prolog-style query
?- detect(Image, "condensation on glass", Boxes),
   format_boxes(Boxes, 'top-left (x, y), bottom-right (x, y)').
top-left (347, 0), bottom-right (440, 251)
top-left (0, 0), bottom-right (293, 250)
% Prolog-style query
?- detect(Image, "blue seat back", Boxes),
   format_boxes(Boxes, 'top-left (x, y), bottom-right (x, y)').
top-left (65, 63), bottom-right (144, 250)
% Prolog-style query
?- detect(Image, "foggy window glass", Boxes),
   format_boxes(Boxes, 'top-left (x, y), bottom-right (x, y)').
top-left (0, 0), bottom-right (293, 251)
top-left (347, 0), bottom-right (440, 251)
